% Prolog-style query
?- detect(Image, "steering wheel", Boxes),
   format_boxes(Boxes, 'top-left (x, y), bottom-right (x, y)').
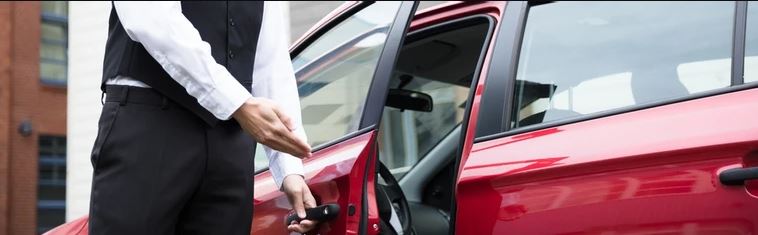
top-left (377, 162), bottom-right (412, 234)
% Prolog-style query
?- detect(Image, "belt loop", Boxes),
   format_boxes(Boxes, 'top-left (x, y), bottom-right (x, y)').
top-left (161, 96), bottom-right (169, 110)
top-left (101, 91), bottom-right (106, 105)
top-left (119, 86), bottom-right (129, 106)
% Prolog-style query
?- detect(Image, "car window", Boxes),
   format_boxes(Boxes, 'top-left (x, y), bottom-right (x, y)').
top-left (254, 2), bottom-right (402, 172)
top-left (379, 76), bottom-right (469, 176)
top-left (746, 2), bottom-right (758, 83)
top-left (378, 20), bottom-right (491, 177)
top-left (511, 1), bottom-right (734, 129)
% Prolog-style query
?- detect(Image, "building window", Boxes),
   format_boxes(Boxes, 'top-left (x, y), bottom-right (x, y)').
top-left (38, 136), bottom-right (66, 234)
top-left (40, 1), bottom-right (68, 86)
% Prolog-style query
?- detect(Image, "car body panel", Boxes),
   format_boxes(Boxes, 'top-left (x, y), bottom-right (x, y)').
top-left (44, 217), bottom-right (88, 235)
top-left (252, 131), bottom-right (377, 235)
top-left (456, 88), bottom-right (758, 234)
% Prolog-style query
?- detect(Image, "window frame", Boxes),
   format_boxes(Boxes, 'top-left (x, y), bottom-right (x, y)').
top-left (291, 1), bottom-right (410, 152)
top-left (378, 14), bottom-right (496, 174)
top-left (37, 135), bottom-right (67, 234)
top-left (475, 1), bottom-right (754, 142)
top-left (254, 1), bottom-right (418, 174)
top-left (40, 2), bottom-right (69, 87)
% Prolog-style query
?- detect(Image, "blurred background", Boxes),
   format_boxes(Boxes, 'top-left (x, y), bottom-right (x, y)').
top-left (0, 1), bottom-right (446, 234)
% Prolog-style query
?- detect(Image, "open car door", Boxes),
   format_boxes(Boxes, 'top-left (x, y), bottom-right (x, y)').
top-left (251, 1), bottom-right (417, 235)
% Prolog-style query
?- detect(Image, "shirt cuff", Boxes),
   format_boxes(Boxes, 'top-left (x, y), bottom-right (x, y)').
top-left (267, 150), bottom-right (305, 190)
top-left (195, 75), bottom-right (252, 120)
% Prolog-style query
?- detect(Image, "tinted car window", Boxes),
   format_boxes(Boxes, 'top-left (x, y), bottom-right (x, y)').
top-left (378, 20), bottom-right (490, 177)
top-left (746, 2), bottom-right (758, 83)
top-left (511, 1), bottom-right (734, 128)
top-left (254, 2), bottom-right (402, 172)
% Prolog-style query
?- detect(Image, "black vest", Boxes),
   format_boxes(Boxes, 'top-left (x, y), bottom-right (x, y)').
top-left (102, 1), bottom-right (263, 126)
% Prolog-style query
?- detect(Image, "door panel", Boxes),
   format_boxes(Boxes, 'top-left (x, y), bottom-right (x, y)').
top-left (253, 131), bottom-right (376, 234)
top-left (457, 88), bottom-right (758, 234)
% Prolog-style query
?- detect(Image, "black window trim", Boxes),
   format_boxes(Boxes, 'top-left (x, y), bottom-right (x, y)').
top-left (733, 1), bottom-right (748, 86)
top-left (473, 1), bottom-right (528, 138)
top-left (475, 1), bottom-right (753, 143)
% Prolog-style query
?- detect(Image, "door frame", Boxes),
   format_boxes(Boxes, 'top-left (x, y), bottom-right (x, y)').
top-left (286, 1), bottom-right (419, 234)
top-left (286, 1), bottom-right (419, 153)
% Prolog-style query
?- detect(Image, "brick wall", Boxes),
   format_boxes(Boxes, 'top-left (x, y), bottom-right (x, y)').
top-left (0, 2), bottom-right (67, 234)
top-left (0, 2), bottom-right (12, 234)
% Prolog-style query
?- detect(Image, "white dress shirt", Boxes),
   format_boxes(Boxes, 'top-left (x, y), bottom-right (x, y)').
top-left (111, 1), bottom-right (305, 188)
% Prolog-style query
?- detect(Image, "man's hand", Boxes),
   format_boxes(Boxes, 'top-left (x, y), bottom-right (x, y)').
top-left (233, 97), bottom-right (311, 158)
top-left (282, 175), bottom-right (319, 233)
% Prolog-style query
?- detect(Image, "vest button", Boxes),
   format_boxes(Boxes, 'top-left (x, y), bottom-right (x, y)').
top-left (228, 50), bottom-right (235, 59)
top-left (229, 18), bottom-right (235, 27)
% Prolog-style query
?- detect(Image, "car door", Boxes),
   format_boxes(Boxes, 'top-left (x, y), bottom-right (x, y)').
top-left (457, 1), bottom-right (758, 234)
top-left (251, 2), bottom-right (417, 235)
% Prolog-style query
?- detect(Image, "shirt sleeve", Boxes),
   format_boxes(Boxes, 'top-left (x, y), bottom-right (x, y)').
top-left (252, 2), bottom-right (307, 189)
top-left (113, 1), bottom-right (251, 120)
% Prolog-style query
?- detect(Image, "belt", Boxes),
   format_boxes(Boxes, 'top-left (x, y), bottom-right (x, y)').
top-left (104, 85), bottom-right (173, 109)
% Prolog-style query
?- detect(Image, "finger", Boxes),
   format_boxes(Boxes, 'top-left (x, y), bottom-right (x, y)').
top-left (268, 133), bottom-right (306, 158)
top-left (274, 128), bottom-right (311, 158)
top-left (259, 123), bottom-right (307, 157)
top-left (303, 191), bottom-right (317, 208)
top-left (272, 105), bottom-right (295, 131)
top-left (287, 224), bottom-right (305, 233)
top-left (290, 189), bottom-right (306, 219)
top-left (299, 219), bottom-right (317, 228)
top-left (288, 221), bottom-right (316, 234)
top-left (287, 224), bottom-right (299, 232)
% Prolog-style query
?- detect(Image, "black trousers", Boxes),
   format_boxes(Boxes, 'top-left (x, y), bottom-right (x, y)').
top-left (89, 86), bottom-right (255, 235)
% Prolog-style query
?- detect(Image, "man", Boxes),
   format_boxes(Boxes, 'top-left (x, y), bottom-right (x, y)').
top-left (90, 2), bottom-right (317, 234)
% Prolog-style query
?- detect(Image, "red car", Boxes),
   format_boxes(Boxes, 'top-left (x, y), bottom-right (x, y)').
top-left (49, 1), bottom-right (758, 234)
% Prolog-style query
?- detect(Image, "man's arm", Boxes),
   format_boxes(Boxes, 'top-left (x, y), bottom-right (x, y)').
top-left (113, 2), bottom-right (310, 158)
top-left (113, 1), bottom-right (250, 120)
top-left (252, 2), bottom-right (317, 233)
top-left (251, 1), bottom-right (307, 189)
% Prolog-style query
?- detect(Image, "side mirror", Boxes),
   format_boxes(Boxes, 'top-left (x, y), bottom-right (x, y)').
top-left (385, 89), bottom-right (433, 112)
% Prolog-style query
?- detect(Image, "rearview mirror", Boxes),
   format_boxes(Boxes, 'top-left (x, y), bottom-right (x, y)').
top-left (385, 89), bottom-right (433, 112)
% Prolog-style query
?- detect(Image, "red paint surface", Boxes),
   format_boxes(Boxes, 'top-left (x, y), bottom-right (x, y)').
top-left (252, 131), bottom-right (377, 235)
top-left (456, 88), bottom-right (758, 234)
top-left (42, 217), bottom-right (87, 235)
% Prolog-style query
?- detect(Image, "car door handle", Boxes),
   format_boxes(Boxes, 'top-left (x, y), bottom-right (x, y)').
top-left (719, 167), bottom-right (758, 186)
top-left (285, 204), bottom-right (341, 225)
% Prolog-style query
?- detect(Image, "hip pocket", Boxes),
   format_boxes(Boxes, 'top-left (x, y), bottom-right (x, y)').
top-left (90, 102), bottom-right (120, 170)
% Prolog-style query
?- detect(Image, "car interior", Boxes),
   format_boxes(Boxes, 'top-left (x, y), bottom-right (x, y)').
top-left (374, 16), bottom-right (492, 235)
